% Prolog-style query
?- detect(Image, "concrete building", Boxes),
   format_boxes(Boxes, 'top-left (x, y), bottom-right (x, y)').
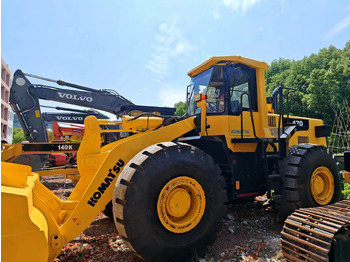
top-left (1, 58), bottom-right (14, 143)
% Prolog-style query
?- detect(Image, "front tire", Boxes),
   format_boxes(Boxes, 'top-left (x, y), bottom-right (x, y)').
top-left (113, 142), bottom-right (227, 261)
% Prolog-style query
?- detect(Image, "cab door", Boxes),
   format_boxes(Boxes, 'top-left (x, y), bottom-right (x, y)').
top-left (227, 64), bottom-right (265, 197)
top-left (228, 64), bottom-right (258, 144)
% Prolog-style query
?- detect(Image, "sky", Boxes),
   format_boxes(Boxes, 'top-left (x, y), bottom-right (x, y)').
top-left (2, 0), bottom-right (350, 116)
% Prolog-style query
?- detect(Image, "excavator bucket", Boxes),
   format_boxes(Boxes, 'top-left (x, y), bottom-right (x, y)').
top-left (1, 162), bottom-right (49, 262)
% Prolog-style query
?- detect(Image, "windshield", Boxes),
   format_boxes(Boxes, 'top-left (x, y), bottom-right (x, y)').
top-left (187, 66), bottom-right (224, 116)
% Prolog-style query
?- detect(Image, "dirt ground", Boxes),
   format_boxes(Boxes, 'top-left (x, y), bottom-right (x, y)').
top-left (42, 175), bottom-right (286, 262)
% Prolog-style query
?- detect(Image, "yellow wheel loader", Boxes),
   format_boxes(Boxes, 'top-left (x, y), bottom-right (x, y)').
top-left (2, 56), bottom-right (349, 261)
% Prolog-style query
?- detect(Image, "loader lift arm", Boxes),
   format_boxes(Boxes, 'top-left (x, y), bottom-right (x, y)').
top-left (1, 114), bottom-right (197, 261)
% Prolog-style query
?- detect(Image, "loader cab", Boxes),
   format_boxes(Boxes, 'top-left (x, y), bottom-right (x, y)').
top-left (187, 63), bottom-right (258, 117)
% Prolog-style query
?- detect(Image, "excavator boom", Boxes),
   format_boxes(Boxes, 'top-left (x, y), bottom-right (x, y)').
top-left (10, 70), bottom-right (175, 143)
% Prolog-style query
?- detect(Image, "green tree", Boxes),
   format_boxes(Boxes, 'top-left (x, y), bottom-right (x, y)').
top-left (174, 101), bottom-right (187, 116)
top-left (266, 40), bottom-right (350, 125)
top-left (12, 127), bottom-right (26, 144)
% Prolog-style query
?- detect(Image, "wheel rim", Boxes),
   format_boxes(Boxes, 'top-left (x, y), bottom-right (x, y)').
top-left (157, 176), bottom-right (206, 233)
top-left (310, 166), bottom-right (334, 205)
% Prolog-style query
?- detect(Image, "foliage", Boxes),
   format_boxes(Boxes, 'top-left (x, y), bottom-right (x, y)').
top-left (343, 180), bottom-right (350, 199)
top-left (174, 101), bottom-right (188, 116)
top-left (12, 127), bottom-right (26, 144)
top-left (266, 40), bottom-right (350, 125)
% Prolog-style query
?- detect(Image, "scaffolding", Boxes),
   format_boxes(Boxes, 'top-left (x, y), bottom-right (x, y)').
top-left (328, 100), bottom-right (350, 154)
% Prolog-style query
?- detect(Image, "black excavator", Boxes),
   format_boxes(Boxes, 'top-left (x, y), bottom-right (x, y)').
top-left (9, 70), bottom-right (175, 169)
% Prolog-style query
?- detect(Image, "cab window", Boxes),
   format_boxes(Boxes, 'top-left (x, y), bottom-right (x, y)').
top-left (230, 65), bottom-right (257, 113)
top-left (187, 66), bottom-right (225, 115)
top-left (205, 66), bottom-right (224, 113)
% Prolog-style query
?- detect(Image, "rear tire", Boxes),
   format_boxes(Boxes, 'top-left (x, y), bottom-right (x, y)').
top-left (113, 142), bottom-right (227, 261)
top-left (274, 144), bottom-right (342, 215)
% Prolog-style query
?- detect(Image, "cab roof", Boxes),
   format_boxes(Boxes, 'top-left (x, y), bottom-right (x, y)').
top-left (187, 56), bottom-right (268, 78)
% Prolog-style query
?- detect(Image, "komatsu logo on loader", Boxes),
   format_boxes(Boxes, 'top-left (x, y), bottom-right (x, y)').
top-left (87, 159), bottom-right (125, 207)
top-left (58, 92), bottom-right (93, 102)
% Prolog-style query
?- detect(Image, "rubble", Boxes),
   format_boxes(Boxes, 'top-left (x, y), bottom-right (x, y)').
top-left (42, 176), bottom-right (286, 262)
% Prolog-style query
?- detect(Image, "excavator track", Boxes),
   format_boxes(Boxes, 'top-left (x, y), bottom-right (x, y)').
top-left (281, 200), bottom-right (350, 262)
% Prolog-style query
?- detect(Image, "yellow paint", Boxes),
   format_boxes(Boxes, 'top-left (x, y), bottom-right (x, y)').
top-left (310, 166), bottom-right (334, 205)
top-left (343, 171), bottom-right (350, 185)
top-left (236, 181), bottom-right (240, 190)
top-left (197, 99), bottom-right (208, 136)
top-left (205, 115), bottom-right (259, 153)
top-left (1, 143), bottom-right (24, 162)
top-left (267, 103), bottom-right (274, 113)
top-left (188, 56), bottom-right (268, 77)
top-left (266, 113), bottom-right (327, 152)
top-left (256, 68), bottom-right (273, 139)
top-left (36, 168), bottom-right (78, 177)
top-left (1, 162), bottom-right (30, 188)
top-left (1, 162), bottom-right (49, 262)
top-left (157, 176), bottom-right (206, 233)
top-left (121, 115), bottom-right (164, 132)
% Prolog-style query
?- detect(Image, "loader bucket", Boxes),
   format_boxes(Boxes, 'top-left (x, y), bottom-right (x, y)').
top-left (1, 162), bottom-right (49, 262)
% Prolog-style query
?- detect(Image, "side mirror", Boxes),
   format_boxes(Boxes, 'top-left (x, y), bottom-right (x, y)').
top-left (186, 84), bottom-right (192, 102)
top-left (231, 100), bottom-right (242, 116)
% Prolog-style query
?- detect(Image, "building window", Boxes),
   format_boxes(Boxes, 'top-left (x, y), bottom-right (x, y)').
top-left (5, 73), bottom-right (10, 86)
top-left (5, 90), bottom-right (9, 103)
top-left (8, 111), bottom-right (13, 121)
top-left (1, 69), bottom-right (5, 81)
top-left (8, 126), bottom-right (12, 137)
top-left (2, 124), bottom-right (7, 138)
top-left (4, 108), bottom-right (8, 121)
top-left (1, 85), bottom-right (4, 100)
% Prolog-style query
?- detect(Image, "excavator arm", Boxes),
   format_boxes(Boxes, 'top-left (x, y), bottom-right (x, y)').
top-left (10, 70), bottom-right (134, 142)
top-left (10, 70), bottom-right (175, 142)
top-left (42, 106), bottom-right (109, 124)
top-left (9, 70), bottom-right (175, 169)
